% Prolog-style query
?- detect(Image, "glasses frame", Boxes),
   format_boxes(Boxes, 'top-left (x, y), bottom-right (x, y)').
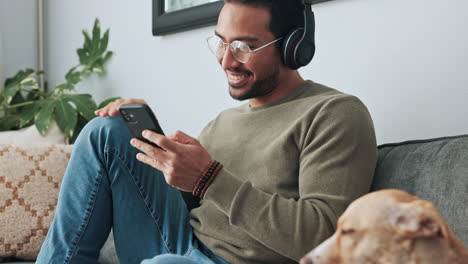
top-left (207, 35), bottom-right (283, 63)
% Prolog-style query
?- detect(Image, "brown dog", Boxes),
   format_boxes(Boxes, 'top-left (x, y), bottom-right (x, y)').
top-left (300, 189), bottom-right (468, 264)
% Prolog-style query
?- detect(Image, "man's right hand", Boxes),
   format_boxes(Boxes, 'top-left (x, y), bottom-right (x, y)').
top-left (94, 98), bottom-right (147, 117)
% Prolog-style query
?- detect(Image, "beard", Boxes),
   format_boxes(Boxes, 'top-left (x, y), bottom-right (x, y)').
top-left (228, 65), bottom-right (280, 101)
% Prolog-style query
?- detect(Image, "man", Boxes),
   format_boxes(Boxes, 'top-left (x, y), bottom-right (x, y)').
top-left (37, 0), bottom-right (377, 263)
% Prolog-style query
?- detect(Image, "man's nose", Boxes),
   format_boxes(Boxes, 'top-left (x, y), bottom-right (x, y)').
top-left (220, 46), bottom-right (241, 70)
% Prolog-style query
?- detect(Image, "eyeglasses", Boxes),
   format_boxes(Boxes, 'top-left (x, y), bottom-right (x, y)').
top-left (206, 35), bottom-right (283, 64)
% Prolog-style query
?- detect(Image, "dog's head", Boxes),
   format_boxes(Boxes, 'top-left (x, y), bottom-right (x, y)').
top-left (300, 189), bottom-right (466, 264)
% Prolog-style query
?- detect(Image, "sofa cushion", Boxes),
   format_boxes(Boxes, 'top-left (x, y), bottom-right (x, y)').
top-left (371, 134), bottom-right (468, 246)
top-left (0, 144), bottom-right (119, 263)
top-left (0, 144), bottom-right (72, 260)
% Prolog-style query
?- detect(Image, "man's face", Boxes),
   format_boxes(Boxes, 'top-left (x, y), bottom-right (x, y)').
top-left (215, 2), bottom-right (283, 101)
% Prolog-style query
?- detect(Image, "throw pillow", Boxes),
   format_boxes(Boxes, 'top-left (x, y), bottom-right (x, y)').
top-left (0, 144), bottom-right (72, 260)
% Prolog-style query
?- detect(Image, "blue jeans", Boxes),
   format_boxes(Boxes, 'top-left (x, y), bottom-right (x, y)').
top-left (36, 117), bottom-right (228, 264)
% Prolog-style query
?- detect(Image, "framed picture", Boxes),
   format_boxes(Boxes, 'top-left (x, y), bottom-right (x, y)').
top-left (152, 0), bottom-right (223, 36)
top-left (152, 0), bottom-right (331, 36)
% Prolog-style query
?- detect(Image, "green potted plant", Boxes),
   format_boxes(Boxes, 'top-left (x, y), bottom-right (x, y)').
top-left (0, 19), bottom-right (119, 143)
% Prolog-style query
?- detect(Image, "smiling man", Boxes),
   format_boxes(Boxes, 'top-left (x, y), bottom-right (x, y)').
top-left (37, 1), bottom-right (377, 264)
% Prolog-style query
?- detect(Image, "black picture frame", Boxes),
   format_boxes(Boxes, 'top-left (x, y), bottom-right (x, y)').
top-left (152, 1), bottom-right (223, 36)
top-left (152, 0), bottom-right (331, 36)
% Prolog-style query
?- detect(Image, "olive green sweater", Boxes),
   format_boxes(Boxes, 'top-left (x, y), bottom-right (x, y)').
top-left (190, 81), bottom-right (377, 263)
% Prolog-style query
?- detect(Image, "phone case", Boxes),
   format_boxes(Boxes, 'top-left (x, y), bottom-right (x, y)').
top-left (119, 104), bottom-right (165, 148)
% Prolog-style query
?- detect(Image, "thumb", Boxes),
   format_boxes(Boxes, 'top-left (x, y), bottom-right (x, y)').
top-left (169, 130), bottom-right (198, 145)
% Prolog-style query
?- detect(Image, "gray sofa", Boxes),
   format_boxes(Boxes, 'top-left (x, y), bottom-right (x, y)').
top-left (371, 134), bottom-right (468, 245)
top-left (2, 134), bottom-right (467, 263)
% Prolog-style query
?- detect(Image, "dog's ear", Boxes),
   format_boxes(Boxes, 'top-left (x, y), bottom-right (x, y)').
top-left (392, 200), bottom-right (443, 238)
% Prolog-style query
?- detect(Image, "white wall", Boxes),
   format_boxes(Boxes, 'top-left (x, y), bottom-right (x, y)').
top-left (0, 0), bottom-right (37, 82)
top-left (44, 0), bottom-right (468, 144)
top-left (306, 0), bottom-right (468, 143)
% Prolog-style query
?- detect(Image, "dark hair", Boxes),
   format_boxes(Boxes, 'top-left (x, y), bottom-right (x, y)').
top-left (224, 0), bottom-right (304, 39)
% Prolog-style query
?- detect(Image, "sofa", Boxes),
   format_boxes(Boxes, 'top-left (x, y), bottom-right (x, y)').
top-left (0, 134), bottom-right (467, 263)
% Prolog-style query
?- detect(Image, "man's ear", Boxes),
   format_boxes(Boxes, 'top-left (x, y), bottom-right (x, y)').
top-left (392, 200), bottom-right (443, 238)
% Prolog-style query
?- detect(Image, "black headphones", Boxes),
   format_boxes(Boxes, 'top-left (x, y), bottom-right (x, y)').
top-left (281, 0), bottom-right (316, 70)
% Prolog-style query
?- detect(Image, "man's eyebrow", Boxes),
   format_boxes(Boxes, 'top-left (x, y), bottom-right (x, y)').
top-left (214, 31), bottom-right (259, 42)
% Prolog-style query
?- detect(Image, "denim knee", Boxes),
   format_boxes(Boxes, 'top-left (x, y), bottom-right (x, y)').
top-left (82, 116), bottom-right (130, 138)
top-left (75, 116), bottom-right (132, 149)
top-left (141, 254), bottom-right (199, 264)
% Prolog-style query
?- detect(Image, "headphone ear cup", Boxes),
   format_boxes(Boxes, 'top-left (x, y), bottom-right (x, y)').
top-left (281, 28), bottom-right (304, 70)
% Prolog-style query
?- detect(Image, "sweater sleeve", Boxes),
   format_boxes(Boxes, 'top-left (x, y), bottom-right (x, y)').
top-left (203, 97), bottom-right (377, 261)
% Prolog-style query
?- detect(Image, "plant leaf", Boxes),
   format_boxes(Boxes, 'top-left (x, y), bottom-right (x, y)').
top-left (103, 51), bottom-right (113, 64)
top-left (82, 30), bottom-right (92, 51)
top-left (4, 69), bottom-right (35, 88)
top-left (25, 89), bottom-right (41, 101)
top-left (77, 48), bottom-right (86, 65)
top-left (20, 75), bottom-right (39, 90)
top-left (69, 114), bottom-right (89, 144)
top-left (0, 115), bottom-right (21, 131)
top-left (3, 82), bottom-right (21, 104)
top-left (92, 66), bottom-right (104, 74)
top-left (98, 97), bottom-right (120, 109)
top-left (77, 48), bottom-right (93, 65)
top-left (34, 100), bottom-right (56, 135)
top-left (2, 69), bottom-right (35, 104)
top-left (19, 103), bottom-right (39, 127)
top-left (9, 93), bottom-right (26, 106)
top-left (56, 82), bottom-right (75, 93)
top-left (55, 100), bottom-right (77, 139)
top-left (92, 19), bottom-right (101, 49)
top-left (65, 70), bottom-right (83, 85)
top-left (63, 94), bottom-right (97, 120)
top-left (100, 29), bottom-right (110, 55)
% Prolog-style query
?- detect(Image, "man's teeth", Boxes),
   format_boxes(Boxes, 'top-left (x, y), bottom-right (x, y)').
top-left (229, 74), bottom-right (248, 81)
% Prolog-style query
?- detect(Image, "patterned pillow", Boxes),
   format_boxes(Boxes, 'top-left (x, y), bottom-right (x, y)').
top-left (0, 144), bottom-right (72, 260)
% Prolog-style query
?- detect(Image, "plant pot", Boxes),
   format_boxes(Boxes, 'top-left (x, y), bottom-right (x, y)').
top-left (0, 121), bottom-right (67, 144)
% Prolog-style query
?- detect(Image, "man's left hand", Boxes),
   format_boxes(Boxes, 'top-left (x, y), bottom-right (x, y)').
top-left (130, 130), bottom-right (213, 192)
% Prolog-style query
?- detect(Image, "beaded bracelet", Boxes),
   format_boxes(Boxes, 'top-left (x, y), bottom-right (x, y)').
top-left (193, 161), bottom-right (215, 195)
top-left (192, 161), bottom-right (220, 197)
top-left (200, 162), bottom-right (223, 198)
top-left (193, 161), bottom-right (218, 196)
top-left (192, 160), bottom-right (223, 198)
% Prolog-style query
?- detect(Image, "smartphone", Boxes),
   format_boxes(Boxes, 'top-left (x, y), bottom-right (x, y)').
top-left (119, 104), bottom-right (165, 149)
top-left (120, 104), bottom-right (199, 210)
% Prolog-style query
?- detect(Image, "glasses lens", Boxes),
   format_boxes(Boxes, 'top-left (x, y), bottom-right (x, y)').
top-left (207, 36), bottom-right (253, 63)
top-left (207, 36), bottom-right (225, 60)
top-left (231, 41), bottom-right (251, 63)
